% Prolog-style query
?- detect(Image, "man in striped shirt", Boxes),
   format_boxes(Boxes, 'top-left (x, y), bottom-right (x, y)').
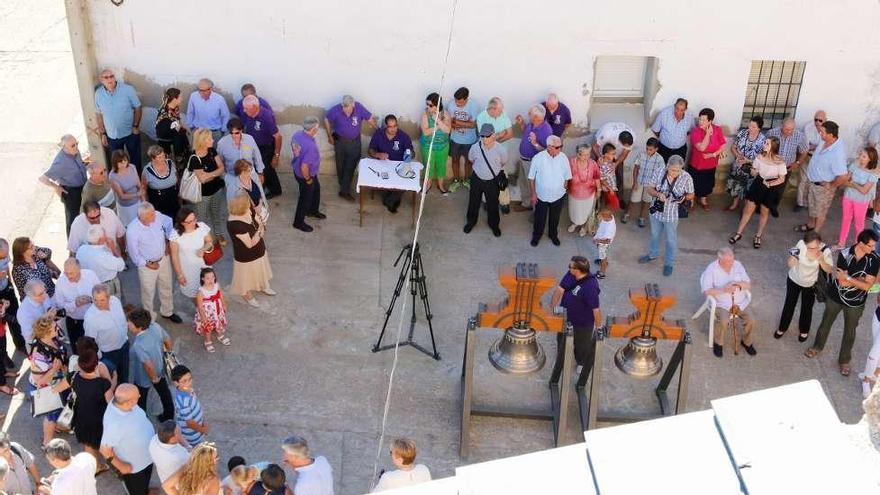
top-left (171, 365), bottom-right (207, 446)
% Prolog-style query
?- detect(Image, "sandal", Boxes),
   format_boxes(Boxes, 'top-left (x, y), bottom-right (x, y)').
top-left (753, 235), bottom-right (762, 249)
top-left (204, 341), bottom-right (216, 353)
top-left (804, 348), bottom-right (820, 358)
top-left (798, 332), bottom-right (809, 343)
top-left (217, 335), bottom-right (231, 346)
top-left (773, 329), bottom-right (786, 339)
top-left (728, 233), bottom-right (742, 245)
top-left (0, 385), bottom-right (19, 396)
top-left (793, 224), bottom-right (814, 233)
top-left (840, 364), bottom-right (852, 376)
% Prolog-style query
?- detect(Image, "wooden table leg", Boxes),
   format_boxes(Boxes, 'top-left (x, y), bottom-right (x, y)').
top-left (411, 190), bottom-right (417, 228)
top-left (359, 187), bottom-right (365, 227)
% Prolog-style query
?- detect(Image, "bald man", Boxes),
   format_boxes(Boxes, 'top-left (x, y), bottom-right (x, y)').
top-left (241, 94), bottom-right (283, 198)
top-left (54, 258), bottom-right (100, 352)
top-left (101, 384), bottom-right (156, 495)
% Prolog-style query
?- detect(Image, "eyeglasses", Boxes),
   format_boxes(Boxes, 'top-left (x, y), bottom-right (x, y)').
top-left (814, 118), bottom-right (825, 123)
top-left (183, 217), bottom-right (196, 224)
top-left (549, 145), bottom-right (562, 150)
top-left (198, 88), bottom-right (211, 93)
top-left (101, 75), bottom-right (115, 80)
top-left (231, 131), bottom-right (242, 135)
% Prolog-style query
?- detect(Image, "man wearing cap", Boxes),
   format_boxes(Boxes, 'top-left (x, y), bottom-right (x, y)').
top-left (464, 124), bottom-right (509, 237)
top-left (367, 114), bottom-right (414, 213)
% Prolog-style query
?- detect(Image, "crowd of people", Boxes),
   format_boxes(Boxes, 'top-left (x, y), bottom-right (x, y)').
top-left (5, 66), bottom-right (880, 493)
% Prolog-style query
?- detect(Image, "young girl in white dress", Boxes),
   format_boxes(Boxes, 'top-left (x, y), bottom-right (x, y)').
top-left (193, 267), bottom-right (230, 353)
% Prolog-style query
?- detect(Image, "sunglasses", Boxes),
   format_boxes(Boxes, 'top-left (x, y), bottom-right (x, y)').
top-left (549, 145), bottom-right (562, 150)
top-left (231, 131), bottom-right (242, 135)
top-left (425, 103), bottom-right (435, 108)
top-left (814, 118), bottom-right (824, 123)
top-left (87, 212), bottom-right (101, 221)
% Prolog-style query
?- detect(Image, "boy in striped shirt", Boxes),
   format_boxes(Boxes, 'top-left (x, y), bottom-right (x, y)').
top-left (171, 365), bottom-right (208, 446)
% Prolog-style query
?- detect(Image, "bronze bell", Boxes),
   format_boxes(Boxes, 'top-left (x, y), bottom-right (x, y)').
top-left (488, 320), bottom-right (546, 374)
top-left (614, 334), bottom-right (663, 378)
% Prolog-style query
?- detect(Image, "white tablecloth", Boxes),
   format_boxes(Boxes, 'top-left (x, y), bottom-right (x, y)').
top-left (356, 158), bottom-right (422, 193)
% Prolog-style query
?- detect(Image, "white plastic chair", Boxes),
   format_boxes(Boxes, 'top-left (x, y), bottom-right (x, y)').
top-left (691, 291), bottom-right (752, 348)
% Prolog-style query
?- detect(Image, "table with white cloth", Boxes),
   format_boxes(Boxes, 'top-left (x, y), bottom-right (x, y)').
top-left (355, 158), bottom-right (423, 227)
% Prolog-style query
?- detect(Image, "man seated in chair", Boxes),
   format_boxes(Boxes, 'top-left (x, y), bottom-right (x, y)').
top-left (700, 247), bottom-right (756, 358)
top-left (368, 114), bottom-right (414, 213)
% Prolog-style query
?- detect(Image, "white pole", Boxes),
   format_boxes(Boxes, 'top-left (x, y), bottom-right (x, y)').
top-left (63, 0), bottom-right (105, 168)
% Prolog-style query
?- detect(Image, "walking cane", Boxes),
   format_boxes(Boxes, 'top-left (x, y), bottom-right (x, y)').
top-left (729, 292), bottom-right (741, 355)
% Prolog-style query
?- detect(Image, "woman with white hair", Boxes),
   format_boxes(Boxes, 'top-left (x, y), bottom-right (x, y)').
top-left (567, 144), bottom-right (601, 236)
top-left (638, 156), bottom-right (694, 277)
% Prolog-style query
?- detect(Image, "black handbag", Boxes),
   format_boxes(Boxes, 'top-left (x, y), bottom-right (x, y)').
top-left (478, 141), bottom-right (508, 191)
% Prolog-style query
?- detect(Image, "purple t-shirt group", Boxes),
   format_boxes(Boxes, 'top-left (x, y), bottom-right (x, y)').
top-left (368, 129), bottom-right (413, 162)
top-left (240, 106), bottom-right (279, 146)
top-left (519, 121), bottom-right (554, 160)
top-left (325, 102), bottom-right (372, 140)
top-left (542, 101), bottom-right (572, 137)
top-left (559, 272), bottom-right (600, 327)
top-left (290, 130), bottom-right (320, 179)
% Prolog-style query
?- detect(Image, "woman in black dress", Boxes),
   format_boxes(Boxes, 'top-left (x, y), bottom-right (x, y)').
top-left (71, 344), bottom-right (112, 473)
top-left (156, 87), bottom-right (190, 170)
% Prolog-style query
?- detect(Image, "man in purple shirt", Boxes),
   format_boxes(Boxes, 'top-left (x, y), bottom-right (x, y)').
top-left (233, 83), bottom-right (273, 118)
top-left (291, 116), bottom-right (324, 233)
top-left (241, 95), bottom-right (283, 199)
top-left (550, 256), bottom-right (601, 374)
top-left (514, 105), bottom-right (554, 212)
top-left (368, 115), bottom-right (414, 213)
top-left (542, 93), bottom-right (572, 138)
top-left (323, 95), bottom-right (376, 201)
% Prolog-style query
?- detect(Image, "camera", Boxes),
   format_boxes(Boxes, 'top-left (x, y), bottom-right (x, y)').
top-left (648, 200), bottom-right (665, 215)
top-left (789, 247), bottom-right (800, 257)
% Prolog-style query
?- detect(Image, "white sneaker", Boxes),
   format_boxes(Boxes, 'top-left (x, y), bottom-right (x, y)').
top-left (244, 297), bottom-right (259, 308)
top-left (575, 365), bottom-right (584, 375)
top-left (579, 227), bottom-right (587, 237)
top-left (263, 288), bottom-right (277, 296)
top-left (567, 224), bottom-right (577, 233)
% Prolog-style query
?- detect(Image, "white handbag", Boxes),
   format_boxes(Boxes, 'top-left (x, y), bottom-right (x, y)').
top-left (179, 155), bottom-right (202, 204)
top-left (31, 385), bottom-right (63, 417)
top-left (55, 373), bottom-right (77, 430)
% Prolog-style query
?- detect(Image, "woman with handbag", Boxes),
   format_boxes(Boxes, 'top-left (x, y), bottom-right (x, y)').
top-left (28, 315), bottom-right (70, 449)
top-left (227, 193), bottom-right (274, 308)
top-left (141, 145), bottom-right (180, 220)
top-left (725, 116), bottom-right (766, 211)
top-left (187, 129), bottom-right (228, 246)
top-left (170, 206), bottom-right (215, 303)
top-left (567, 144), bottom-right (601, 237)
top-left (729, 137), bottom-right (787, 249)
top-left (70, 345), bottom-right (112, 475)
top-left (776, 231), bottom-right (833, 342)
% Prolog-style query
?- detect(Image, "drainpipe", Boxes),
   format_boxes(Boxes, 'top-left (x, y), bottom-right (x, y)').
top-left (64, 0), bottom-right (105, 168)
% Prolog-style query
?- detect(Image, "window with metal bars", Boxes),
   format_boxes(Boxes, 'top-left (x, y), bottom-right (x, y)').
top-left (740, 60), bottom-right (806, 130)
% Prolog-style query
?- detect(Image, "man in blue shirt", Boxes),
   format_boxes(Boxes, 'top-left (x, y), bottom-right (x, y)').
top-left (368, 115), bottom-right (414, 213)
top-left (291, 117), bottom-right (324, 232)
top-left (186, 78), bottom-right (230, 142)
top-left (101, 384), bottom-right (156, 495)
top-left (95, 70), bottom-right (142, 172)
top-left (798, 121), bottom-right (848, 233)
top-left (128, 308), bottom-right (174, 423)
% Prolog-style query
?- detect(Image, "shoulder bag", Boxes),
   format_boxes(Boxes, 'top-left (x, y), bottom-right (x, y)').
top-left (164, 350), bottom-right (181, 381)
top-left (179, 155), bottom-right (203, 204)
top-left (478, 141), bottom-right (508, 191)
top-left (203, 240), bottom-right (224, 266)
top-left (56, 373), bottom-right (77, 430)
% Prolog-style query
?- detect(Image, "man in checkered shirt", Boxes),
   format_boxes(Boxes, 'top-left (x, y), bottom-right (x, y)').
top-left (638, 155), bottom-right (694, 277)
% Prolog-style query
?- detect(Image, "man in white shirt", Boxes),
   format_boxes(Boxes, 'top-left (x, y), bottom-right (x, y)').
top-left (66, 201), bottom-right (125, 256)
top-left (804, 109), bottom-right (826, 154)
top-left (282, 436), bottom-right (334, 495)
top-left (528, 135), bottom-right (572, 247)
top-left (700, 247), bottom-right (756, 358)
top-left (591, 121), bottom-right (636, 204)
top-left (149, 420), bottom-right (190, 493)
top-left (101, 385), bottom-right (156, 495)
top-left (16, 279), bottom-right (55, 347)
top-left (42, 438), bottom-right (97, 495)
top-left (54, 258), bottom-right (100, 352)
top-left (126, 202), bottom-right (181, 324)
top-left (83, 284), bottom-right (129, 383)
top-left (76, 225), bottom-right (125, 298)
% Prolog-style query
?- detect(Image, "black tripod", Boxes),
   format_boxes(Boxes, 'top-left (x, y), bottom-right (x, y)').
top-left (372, 243), bottom-right (440, 360)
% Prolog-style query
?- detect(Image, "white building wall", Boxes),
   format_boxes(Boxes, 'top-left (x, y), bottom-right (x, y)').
top-left (85, 0), bottom-right (880, 157)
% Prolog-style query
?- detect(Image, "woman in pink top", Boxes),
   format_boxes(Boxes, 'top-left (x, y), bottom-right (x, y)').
top-left (567, 144), bottom-right (601, 237)
top-left (729, 137), bottom-right (787, 248)
top-left (688, 108), bottom-right (727, 211)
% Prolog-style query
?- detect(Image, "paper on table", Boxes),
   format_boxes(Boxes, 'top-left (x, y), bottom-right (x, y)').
top-left (356, 158), bottom-right (423, 193)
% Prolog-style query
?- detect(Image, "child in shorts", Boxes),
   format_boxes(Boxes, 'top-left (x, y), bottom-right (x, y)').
top-left (624, 137), bottom-right (666, 227)
top-left (593, 208), bottom-right (617, 279)
top-left (598, 143), bottom-right (620, 211)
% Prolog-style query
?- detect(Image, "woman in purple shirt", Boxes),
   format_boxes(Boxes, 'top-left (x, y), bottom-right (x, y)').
top-left (550, 256), bottom-right (601, 372)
